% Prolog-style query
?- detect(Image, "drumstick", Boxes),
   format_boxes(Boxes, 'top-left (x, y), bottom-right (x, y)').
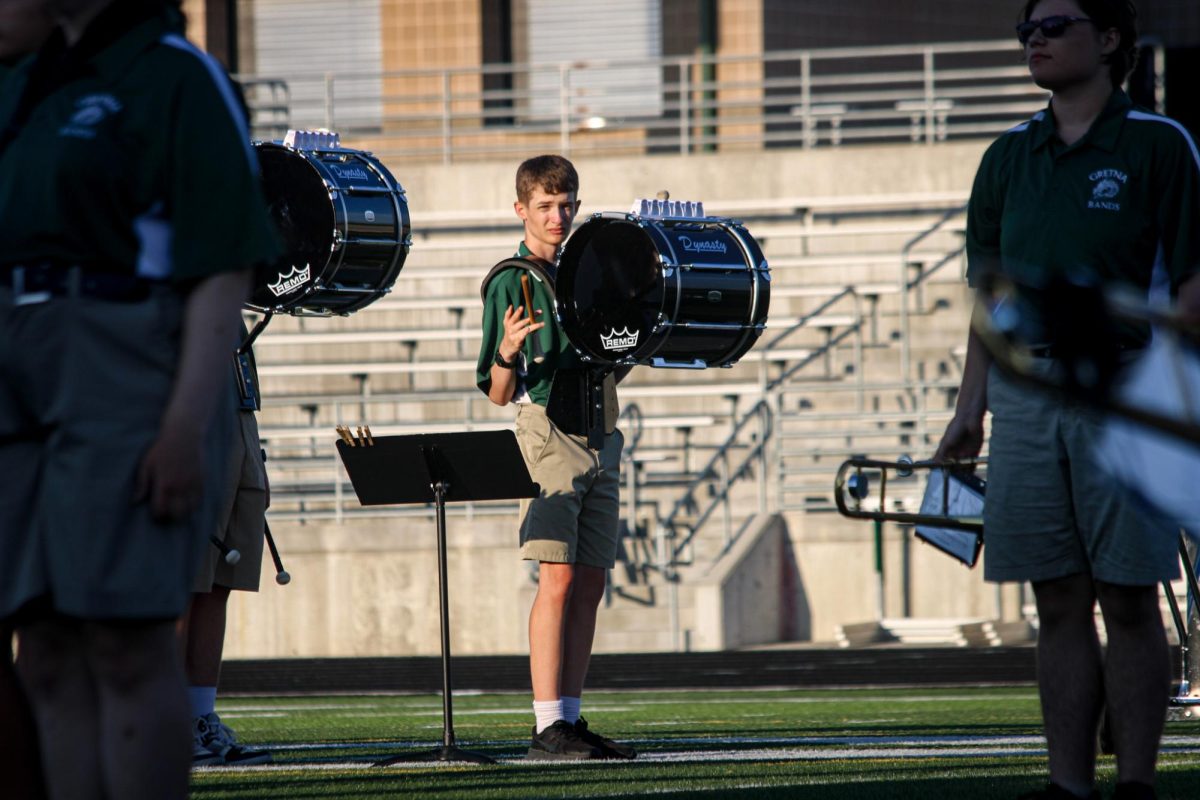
top-left (264, 521), bottom-right (291, 585)
top-left (210, 535), bottom-right (241, 565)
top-left (520, 273), bottom-right (546, 364)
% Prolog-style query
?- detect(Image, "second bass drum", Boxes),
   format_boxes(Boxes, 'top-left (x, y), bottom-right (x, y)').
top-left (555, 212), bottom-right (769, 369)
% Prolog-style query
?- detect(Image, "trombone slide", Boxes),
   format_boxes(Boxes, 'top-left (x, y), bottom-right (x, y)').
top-left (833, 456), bottom-right (985, 533)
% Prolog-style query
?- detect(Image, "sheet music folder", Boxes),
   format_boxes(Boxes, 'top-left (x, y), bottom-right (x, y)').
top-left (336, 430), bottom-right (539, 506)
top-left (914, 469), bottom-right (985, 568)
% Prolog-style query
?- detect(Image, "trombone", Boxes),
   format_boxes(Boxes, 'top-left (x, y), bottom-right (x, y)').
top-left (833, 455), bottom-right (985, 532)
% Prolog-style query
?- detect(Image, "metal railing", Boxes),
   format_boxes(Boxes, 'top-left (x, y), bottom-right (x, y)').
top-left (233, 38), bottom-right (1164, 163)
top-left (899, 205), bottom-right (968, 380)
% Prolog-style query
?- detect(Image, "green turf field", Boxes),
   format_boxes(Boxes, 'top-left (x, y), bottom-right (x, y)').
top-left (188, 687), bottom-right (1200, 798)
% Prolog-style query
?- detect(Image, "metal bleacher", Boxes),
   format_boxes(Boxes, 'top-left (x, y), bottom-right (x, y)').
top-left (253, 191), bottom-right (973, 587)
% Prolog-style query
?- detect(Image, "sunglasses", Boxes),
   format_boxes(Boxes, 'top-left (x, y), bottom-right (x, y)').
top-left (1015, 15), bottom-right (1094, 44)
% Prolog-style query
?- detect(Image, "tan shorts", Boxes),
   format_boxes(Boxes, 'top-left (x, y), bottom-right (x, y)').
top-left (514, 403), bottom-right (623, 568)
top-left (983, 362), bottom-right (1180, 586)
top-left (0, 287), bottom-right (233, 621)
top-left (192, 409), bottom-right (267, 593)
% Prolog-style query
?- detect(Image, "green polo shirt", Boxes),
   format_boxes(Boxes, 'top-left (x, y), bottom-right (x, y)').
top-left (966, 90), bottom-right (1200, 342)
top-left (0, 4), bottom-right (278, 283)
top-left (476, 242), bottom-right (584, 406)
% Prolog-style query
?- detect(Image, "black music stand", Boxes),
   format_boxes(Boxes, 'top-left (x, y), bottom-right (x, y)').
top-left (336, 430), bottom-right (539, 765)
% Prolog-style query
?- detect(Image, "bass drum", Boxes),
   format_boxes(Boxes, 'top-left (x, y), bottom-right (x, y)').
top-left (248, 142), bottom-right (410, 315)
top-left (556, 213), bottom-right (769, 368)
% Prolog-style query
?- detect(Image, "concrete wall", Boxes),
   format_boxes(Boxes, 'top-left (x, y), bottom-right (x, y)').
top-left (224, 508), bottom-right (1020, 658)
top-left (223, 517), bottom-right (528, 658)
top-left (691, 514), bottom-right (797, 650)
top-left (372, 139), bottom-right (990, 218)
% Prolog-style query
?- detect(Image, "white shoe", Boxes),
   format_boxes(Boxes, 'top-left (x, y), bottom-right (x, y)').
top-left (192, 716), bottom-right (226, 767)
top-left (195, 713), bottom-right (272, 767)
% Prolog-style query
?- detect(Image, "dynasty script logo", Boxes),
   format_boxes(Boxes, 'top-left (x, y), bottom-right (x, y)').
top-left (678, 235), bottom-right (728, 255)
top-left (332, 164), bottom-right (372, 182)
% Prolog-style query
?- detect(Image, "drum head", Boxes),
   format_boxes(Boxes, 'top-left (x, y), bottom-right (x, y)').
top-left (252, 146), bottom-right (335, 308)
top-left (558, 218), bottom-right (663, 363)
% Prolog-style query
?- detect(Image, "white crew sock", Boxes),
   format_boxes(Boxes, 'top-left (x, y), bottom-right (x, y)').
top-left (533, 699), bottom-right (564, 733)
top-left (188, 686), bottom-right (218, 720)
top-left (561, 695), bottom-right (581, 724)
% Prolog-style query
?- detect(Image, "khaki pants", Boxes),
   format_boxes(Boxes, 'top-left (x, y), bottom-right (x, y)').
top-left (0, 287), bottom-right (233, 620)
top-left (193, 410), bottom-right (267, 592)
top-left (983, 362), bottom-right (1179, 586)
top-left (514, 403), bottom-right (623, 568)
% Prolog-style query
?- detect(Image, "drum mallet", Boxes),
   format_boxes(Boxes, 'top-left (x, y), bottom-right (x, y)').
top-left (520, 273), bottom-right (545, 364)
top-left (264, 521), bottom-right (291, 585)
top-left (209, 535), bottom-right (241, 565)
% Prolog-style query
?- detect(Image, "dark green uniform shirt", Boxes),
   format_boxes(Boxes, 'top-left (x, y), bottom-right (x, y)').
top-left (966, 90), bottom-right (1200, 341)
top-left (0, 3), bottom-right (278, 283)
top-left (476, 242), bottom-right (585, 406)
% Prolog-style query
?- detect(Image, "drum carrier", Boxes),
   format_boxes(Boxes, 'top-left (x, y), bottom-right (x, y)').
top-left (555, 199), bottom-right (769, 369)
top-left (248, 130), bottom-right (411, 316)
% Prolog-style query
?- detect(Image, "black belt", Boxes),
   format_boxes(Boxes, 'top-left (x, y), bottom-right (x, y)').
top-left (1028, 342), bottom-right (1145, 359)
top-left (1, 264), bottom-right (161, 303)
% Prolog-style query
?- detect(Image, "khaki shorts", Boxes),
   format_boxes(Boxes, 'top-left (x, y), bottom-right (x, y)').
top-left (0, 287), bottom-right (233, 621)
top-left (192, 409), bottom-right (267, 593)
top-left (514, 403), bottom-right (623, 568)
top-left (983, 362), bottom-right (1180, 586)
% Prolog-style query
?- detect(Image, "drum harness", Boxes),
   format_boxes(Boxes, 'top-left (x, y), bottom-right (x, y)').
top-left (481, 256), bottom-right (617, 451)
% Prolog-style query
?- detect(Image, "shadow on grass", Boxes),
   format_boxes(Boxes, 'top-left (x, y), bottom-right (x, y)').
top-left (191, 757), bottom-right (1200, 800)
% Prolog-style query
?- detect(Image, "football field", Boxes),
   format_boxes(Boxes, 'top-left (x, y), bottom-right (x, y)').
top-left (189, 687), bottom-right (1200, 798)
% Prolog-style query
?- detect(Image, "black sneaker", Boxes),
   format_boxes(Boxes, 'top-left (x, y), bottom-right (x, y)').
top-left (526, 720), bottom-right (601, 760)
top-left (1016, 785), bottom-right (1099, 800)
top-left (1112, 783), bottom-right (1157, 800)
top-left (574, 716), bottom-right (636, 760)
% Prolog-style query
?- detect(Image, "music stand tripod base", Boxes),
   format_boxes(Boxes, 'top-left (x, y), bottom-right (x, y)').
top-left (336, 431), bottom-right (538, 767)
top-left (1166, 697), bottom-right (1200, 721)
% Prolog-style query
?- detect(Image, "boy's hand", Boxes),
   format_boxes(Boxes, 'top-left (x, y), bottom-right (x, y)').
top-left (500, 304), bottom-right (544, 362)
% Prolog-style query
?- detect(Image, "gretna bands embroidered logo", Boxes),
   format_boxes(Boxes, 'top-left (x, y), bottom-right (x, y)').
top-left (268, 264), bottom-right (312, 296)
top-left (600, 326), bottom-right (639, 351)
top-left (678, 235), bottom-right (728, 255)
top-left (1088, 168), bottom-right (1128, 212)
top-left (60, 93), bottom-right (123, 139)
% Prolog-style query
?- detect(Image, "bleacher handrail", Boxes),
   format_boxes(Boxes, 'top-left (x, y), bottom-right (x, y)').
top-left (235, 38), bottom-right (1171, 163)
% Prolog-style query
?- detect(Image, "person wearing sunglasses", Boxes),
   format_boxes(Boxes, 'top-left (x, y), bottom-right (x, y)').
top-left (936, 2), bottom-right (1200, 799)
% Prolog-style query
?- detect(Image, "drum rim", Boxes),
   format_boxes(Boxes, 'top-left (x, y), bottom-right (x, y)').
top-left (247, 145), bottom-right (411, 316)
top-left (556, 213), bottom-right (770, 367)
top-left (557, 215), bottom-right (667, 365)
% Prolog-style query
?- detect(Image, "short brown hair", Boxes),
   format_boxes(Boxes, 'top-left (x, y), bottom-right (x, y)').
top-left (515, 155), bottom-right (579, 205)
top-left (1020, 0), bottom-right (1138, 88)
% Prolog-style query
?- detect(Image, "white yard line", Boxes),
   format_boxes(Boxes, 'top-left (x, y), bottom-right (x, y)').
top-left (217, 693), bottom-right (1038, 718)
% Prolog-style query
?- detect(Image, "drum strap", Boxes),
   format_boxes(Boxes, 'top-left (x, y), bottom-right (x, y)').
top-left (478, 256), bottom-right (556, 304)
top-left (545, 369), bottom-right (616, 449)
top-left (480, 256), bottom-right (615, 448)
